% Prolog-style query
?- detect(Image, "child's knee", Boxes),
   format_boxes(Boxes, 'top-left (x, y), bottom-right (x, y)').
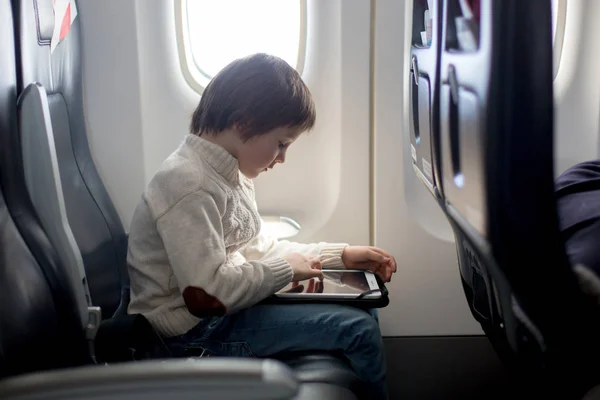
top-left (366, 308), bottom-right (379, 323)
top-left (339, 308), bottom-right (383, 348)
top-left (359, 313), bottom-right (383, 341)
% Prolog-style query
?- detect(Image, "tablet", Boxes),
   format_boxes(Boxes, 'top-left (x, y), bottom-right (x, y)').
top-left (274, 269), bottom-right (382, 300)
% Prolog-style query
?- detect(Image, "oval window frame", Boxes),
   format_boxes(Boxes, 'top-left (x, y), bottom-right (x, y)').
top-left (553, 0), bottom-right (567, 79)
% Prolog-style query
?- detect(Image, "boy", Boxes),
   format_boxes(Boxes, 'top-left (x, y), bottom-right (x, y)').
top-left (127, 53), bottom-right (397, 399)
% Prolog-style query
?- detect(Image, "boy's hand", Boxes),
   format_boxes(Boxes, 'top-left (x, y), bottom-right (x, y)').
top-left (341, 246), bottom-right (397, 282)
top-left (284, 252), bottom-right (324, 282)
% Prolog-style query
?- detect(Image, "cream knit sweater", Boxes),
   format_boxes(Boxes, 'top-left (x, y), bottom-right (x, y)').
top-left (127, 134), bottom-right (347, 337)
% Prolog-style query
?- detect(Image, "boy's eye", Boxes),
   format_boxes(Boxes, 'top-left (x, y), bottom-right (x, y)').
top-left (279, 142), bottom-right (287, 149)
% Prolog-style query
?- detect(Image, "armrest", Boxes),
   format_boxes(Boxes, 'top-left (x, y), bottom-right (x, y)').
top-left (0, 358), bottom-right (298, 400)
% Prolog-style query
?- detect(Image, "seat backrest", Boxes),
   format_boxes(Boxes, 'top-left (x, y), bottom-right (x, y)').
top-left (417, 0), bottom-right (600, 394)
top-left (12, 0), bottom-right (128, 319)
top-left (555, 160), bottom-right (600, 303)
top-left (18, 81), bottom-right (92, 327)
top-left (0, 0), bottom-right (89, 378)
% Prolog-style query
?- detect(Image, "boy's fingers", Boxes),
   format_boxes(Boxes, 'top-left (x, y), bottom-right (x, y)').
top-left (370, 246), bottom-right (393, 259)
top-left (369, 247), bottom-right (397, 271)
top-left (378, 273), bottom-right (391, 283)
top-left (284, 284), bottom-right (304, 293)
top-left (316, 280), bottom-right (324, 293)
top-left (366, 249), bottom-right (389, 264)
top-left (390, 258), bottom-right (397, 272)
top-left (307, 278), bottom-right (315, 293)
top-left (357, 261), bottom-right (381, 272)
top-left (311, 269), bottom-right (324, 281)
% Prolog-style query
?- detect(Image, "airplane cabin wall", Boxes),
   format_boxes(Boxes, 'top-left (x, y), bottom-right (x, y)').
top-left (78, 1), bottom-right (147, 228)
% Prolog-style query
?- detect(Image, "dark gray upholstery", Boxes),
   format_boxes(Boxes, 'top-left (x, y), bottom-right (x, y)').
top-left (14, 0), bottom-right (128, 319)
top-left (0, 0), bottom-right (89, 378)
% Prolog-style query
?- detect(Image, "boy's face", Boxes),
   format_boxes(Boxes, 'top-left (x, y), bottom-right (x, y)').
top-left (237, 127), bottom-right (302, 179)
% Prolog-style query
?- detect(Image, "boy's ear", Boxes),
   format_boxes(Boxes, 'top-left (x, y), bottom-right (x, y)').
top-left (233, 122), bottom-right (255, 142)
top-left (231, 122), bottom-right (246, 135)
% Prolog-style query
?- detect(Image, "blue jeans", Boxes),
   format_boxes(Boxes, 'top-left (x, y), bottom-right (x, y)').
top-left (164, 303), bottom-right (387, 399)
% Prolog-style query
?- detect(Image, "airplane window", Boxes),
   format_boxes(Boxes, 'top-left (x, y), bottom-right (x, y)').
top-left (177, 0), bottom-right (305, 92)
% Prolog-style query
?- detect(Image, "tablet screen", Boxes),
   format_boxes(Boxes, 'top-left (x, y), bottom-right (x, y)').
top-left (275, 270), bottom-right (379, 298)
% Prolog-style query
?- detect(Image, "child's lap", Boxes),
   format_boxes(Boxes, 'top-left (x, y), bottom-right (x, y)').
top-left (165, 303), bottom-right (381, 359)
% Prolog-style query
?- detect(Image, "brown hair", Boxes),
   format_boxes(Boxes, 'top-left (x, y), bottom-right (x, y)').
top-left (190, 53), bottom-right (315, 140)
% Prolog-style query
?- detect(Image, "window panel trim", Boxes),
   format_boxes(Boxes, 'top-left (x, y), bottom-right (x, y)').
top-left (553, 0), bottom-right (567, 79)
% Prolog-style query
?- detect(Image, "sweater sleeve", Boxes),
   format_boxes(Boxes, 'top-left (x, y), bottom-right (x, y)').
top-left (240, 223), bottom-right (349, 270)
top-left (156, 191), bottom-right (293, 316)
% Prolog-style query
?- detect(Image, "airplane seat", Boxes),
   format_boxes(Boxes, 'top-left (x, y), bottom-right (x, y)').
top-left (10, 0), bottom-right (366, 397)
top-left (426, 0), bottom-right (600, 396)
top-left (13, 0), bottom-right (128, 322)
top-left (555, 160), bottom-right (600, 303)
top-left (0, 0), bottom-right (90, 377)
top-left (12, 0), bottom-right (156, 365)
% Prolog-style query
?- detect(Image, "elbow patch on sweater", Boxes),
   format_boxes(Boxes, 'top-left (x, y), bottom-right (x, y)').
top-left (183, 286), bottom-right (227, 318)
